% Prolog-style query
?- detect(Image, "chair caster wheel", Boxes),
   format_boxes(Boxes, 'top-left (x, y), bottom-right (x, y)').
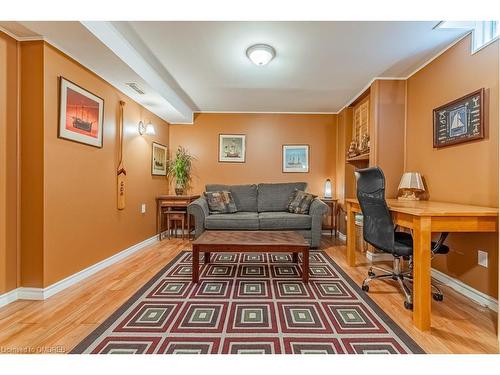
top-left (368, 271), bottom-right (375, 277)
top-left (361, 284), bottom-right (369, 292)
top-left (404, 301), bottom-right (413, 310)
top-left (432, 293), bottom-right (444, 302)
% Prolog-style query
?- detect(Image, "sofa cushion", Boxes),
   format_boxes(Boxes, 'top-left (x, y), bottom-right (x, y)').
top-left (204, 191), bottom-right (237, 214)
top-left (205, 212), bottom-right (259, 230)
top-left (257, 182), bottom-right (307, 212)
top-left (258, 211), bottom-right (312, 230)
top-left (206, 184), bottom-right (258, 212)
top-left (288, 190), bottom-right (317, 214)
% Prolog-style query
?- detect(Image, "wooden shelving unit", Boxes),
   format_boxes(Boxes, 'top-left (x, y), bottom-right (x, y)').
top-left (346, 153), bottom-right (370, 162)
top-left (335, 79), bottom-right (406, 235)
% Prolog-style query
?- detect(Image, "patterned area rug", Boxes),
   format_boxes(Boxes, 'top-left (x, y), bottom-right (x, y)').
top-left (71, 251), bottom-right (424, 354)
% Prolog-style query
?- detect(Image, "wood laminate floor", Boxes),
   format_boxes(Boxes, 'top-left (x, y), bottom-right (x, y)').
top-left (0, 236), bottom-right (497, 354)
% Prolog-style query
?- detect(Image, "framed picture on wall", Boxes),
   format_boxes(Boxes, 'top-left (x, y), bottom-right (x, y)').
top-left (152, 142), bottom-right (168, 176)
top-left (58, 77), bottom-right (104, 148)
top-left (219, 134), bottom-right (246, 163)
top-left (433, 88), bottom-right (484, 148)
top-left (282, 144), bottom-right (309, 173)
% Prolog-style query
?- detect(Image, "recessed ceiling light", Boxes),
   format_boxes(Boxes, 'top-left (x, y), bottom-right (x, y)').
top-left (246, 44), bottom-right (276, 66)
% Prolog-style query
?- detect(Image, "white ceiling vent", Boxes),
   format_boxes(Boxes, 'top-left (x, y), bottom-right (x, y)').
top-left (125, 82), bottom-right (146, 95)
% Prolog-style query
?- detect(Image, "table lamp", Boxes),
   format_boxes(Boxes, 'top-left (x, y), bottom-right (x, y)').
top-left (398, 172), bottom-right (425, 200)
top-left (323, 179), bottom-right (333, 199)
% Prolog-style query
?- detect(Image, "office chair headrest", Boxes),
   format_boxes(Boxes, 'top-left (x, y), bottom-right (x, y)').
top-left (355, 167), bottom-right (385, 194)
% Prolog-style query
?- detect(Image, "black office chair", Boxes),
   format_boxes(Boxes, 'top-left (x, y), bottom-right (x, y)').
top-left (355, 167), bottom-right (449, 310)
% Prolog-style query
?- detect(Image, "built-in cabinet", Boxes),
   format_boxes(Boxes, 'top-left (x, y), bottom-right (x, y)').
top-left (336, 79), bottom-right (406, 234)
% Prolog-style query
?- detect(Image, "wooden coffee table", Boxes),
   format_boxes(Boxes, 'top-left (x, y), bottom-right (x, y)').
top-left (191, 231), bottom-right (310, 283)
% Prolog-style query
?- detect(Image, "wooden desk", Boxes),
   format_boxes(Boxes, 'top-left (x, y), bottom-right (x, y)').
top-left (345, 198), bottom-right (498, 331)
top-left (320, 198), bottom-right (338, 238)
top-left (156, 195), bottom-right (200, 240)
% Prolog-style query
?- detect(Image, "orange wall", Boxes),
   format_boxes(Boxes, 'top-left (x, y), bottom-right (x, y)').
top-left (0, 36), bottom-right (171, 292)
top-left (406, 35), bottom-right (499, 297)
top-left (0, 32), bottom-right (19, 294)
top-left (169, 113), bottom-right (337, 196)
top-left (20, 41), bottom-right (45, 287)
top-left (40, 44), bottom-right (170, 287)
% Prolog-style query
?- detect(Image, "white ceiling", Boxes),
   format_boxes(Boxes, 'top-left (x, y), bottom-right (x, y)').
top-left (0, 21), bottom-right (468, 122)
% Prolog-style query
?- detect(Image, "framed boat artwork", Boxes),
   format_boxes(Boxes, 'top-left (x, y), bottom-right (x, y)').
top-left (219, 134), bottom-right (246, 163)
top-left (433, 88), bottom-right (484, 148)
top-left (151, 142), bottom-right (168, 176)
top-left (282, 144), bottom-right (309, 173)
top-left (58, 77), bottom-right (104, 148)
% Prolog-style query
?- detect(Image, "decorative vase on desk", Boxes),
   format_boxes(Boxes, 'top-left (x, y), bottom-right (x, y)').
top-left (175, 183), bottom-right (185, 196)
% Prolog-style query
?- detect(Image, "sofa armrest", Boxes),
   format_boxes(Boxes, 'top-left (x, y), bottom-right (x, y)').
top-left (309, 198), bottom-right (329, 248)
top-left (188, 197), bottom-right (209, 238)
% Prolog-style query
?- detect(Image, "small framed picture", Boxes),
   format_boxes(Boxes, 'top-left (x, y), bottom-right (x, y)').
top-left (152, 142), bottom-right (168, 176)
top-left (283, 144), bottom-right (309, 173)
top-left (219, 134), bottom-right (246, 163)
top-left (58, 77), bottom-right (104, 148)
top-left (433, 88), bottom-right (484, 148)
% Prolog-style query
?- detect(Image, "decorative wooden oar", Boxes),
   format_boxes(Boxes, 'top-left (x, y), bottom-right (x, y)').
top-left (117, 101), bottom-right (126, 210)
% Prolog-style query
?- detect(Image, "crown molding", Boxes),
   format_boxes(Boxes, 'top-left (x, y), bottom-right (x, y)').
top-left (194, 110), bottom-right (339, 115)
top-left (0, 25), bottom-right (44, 41)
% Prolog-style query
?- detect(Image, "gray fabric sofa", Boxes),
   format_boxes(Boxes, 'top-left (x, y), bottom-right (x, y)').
top-left (187, 182), bottom-right (329, 248)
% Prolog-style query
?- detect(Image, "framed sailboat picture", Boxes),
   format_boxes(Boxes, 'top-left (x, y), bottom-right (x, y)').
top-left (433, 88), bottom-right (484, 148)
top-left (282, 144), bottom-right (309, 173)
top-left (219, 134), bottom-right (246, 163)
top-left (58, 77), bottom-right (104, 148)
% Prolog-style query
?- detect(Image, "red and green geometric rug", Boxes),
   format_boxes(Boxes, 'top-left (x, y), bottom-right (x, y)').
top-left (71, 251), bottom-right (424, 354)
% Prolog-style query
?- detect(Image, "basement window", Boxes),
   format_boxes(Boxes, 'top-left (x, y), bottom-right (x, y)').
top-left (471, 21), bottom-right (499, 53)
top-left (436, 21), bottom-right (499, 54)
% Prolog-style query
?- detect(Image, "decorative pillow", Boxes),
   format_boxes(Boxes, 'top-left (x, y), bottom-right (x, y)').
top-left (204, 191), bottom-right (238, 214)
top-left (287, 190), bottom-right (317, 214)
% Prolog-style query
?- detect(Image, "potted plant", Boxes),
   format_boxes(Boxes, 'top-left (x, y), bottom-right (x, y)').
top-left (167, 146), bottom-right (194, 195)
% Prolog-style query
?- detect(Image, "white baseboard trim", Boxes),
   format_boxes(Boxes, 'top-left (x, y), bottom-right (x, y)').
top-left (337, 232), bottom-right (346, 241)
top-left (365, 251), bottom-right (394, 262)
top-left (0, 288), bottom-right (19, 308)
top-left (0, 234), bottom-right (158, 307)
top-left (431, 268), bottom-right (498, 312)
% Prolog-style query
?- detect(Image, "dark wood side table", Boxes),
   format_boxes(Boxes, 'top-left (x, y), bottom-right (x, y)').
top-left (156, 195), bottom-right (200, 240)
top-left (320, 198), bottom-right (338, 238)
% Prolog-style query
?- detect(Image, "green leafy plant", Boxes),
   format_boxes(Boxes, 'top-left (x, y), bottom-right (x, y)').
top-left (166, 146), bottom-right (195, 194)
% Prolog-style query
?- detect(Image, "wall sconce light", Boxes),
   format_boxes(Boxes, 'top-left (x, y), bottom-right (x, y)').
top-left (323, 178), bottom-right (333, 199)
top-left (138, 120), bottom-right (156, 136)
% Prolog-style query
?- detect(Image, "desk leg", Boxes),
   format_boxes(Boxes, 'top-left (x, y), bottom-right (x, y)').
top-left (346, 202), bottom-right (357, 267)
top-left (192, 245), bottom-right (199, 283)
top-left (412, 216), bottom-right (432, 331)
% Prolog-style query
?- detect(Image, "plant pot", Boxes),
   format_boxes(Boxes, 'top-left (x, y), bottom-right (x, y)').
top-left (175, 185), bottom-right (185, 196)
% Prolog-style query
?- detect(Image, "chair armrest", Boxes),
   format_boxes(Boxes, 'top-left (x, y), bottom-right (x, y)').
top-left (187, 197), bottom-right (209, 238)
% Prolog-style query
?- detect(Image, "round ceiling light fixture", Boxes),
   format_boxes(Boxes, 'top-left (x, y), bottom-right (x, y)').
top-left (246, 44), bottom-right (276, 66)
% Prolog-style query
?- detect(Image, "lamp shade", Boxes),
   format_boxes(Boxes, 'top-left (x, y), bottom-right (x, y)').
top-left (324, 179), bottom-right (333, 198)
top-left (398, 172), bottom-right (425, 191)
top-left (145, 121), bottom-right (156, 136)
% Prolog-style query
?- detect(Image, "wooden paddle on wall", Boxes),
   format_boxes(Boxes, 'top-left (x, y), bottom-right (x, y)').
top-left (117, 101), bottom-right (126, 210)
